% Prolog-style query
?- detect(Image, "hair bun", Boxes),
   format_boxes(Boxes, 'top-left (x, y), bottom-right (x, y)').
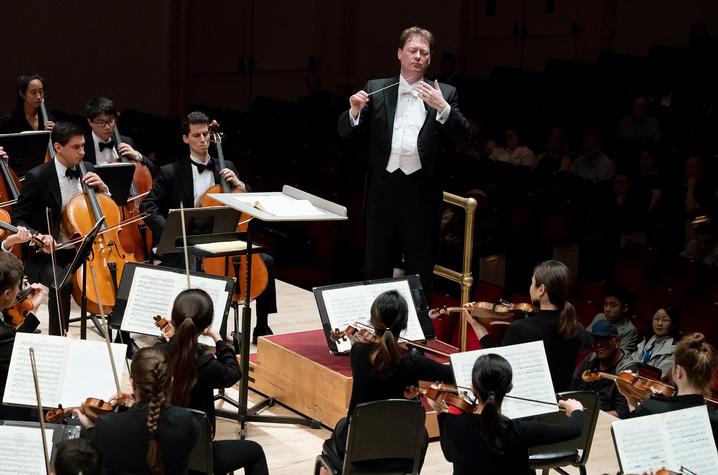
top-left (687, 332), bottom-right (706, 349)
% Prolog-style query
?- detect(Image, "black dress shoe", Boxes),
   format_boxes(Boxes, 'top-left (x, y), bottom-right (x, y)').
top-left (252, 326), bottom-right (273, 345)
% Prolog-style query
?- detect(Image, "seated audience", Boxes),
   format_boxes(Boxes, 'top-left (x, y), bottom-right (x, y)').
top-left (570, 129), bottom-right (615, 182)
top-left (680, 222), bottom-right (718, 265)
top-left (616, 95), bottom-right (661, 147)
top-left (489, 127), bottom-right (535, 168)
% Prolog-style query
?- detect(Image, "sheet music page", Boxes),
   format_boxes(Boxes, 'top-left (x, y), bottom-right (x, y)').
top-left (0, 426), bottom-right (53, 475)
top-left (234, 195), bottom-right (325, 217)
top-left (611, 415), bottom-right (670, 473)
top-left (320, 280), bottom-right (425, 354)
top-left (61, 341), bottom-right (127, 407)
top-left (665, 406), bottom-right (718, 475)
top-left (449, 341), bottom-right (557, 419)
top-left (121, 266), bottom-right (228, 346)
top-left (3, 334), bottom-right (69, 407)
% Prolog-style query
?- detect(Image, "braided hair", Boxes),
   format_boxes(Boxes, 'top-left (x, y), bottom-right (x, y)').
top-left (130, 346), bottom-right (170, 475)
top-left (368, 290), bottom-right (409, 379)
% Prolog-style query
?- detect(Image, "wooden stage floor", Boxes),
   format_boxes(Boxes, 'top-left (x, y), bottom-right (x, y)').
top-left (35, 279), bottom-right (621, 474)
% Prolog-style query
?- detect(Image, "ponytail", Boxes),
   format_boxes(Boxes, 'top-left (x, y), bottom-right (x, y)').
top-left (472, 354), bottom-right (512, 455)
top-left (369, 328), bottom-right (403, 379)
top-left (368, 291), bottom-right (409, 379)
top-left (533, 260), bottom-right (578, 340)
top-left (168, 318), bottom-right (198, 406)
top-left (557, 301), bottom-right (579, 340)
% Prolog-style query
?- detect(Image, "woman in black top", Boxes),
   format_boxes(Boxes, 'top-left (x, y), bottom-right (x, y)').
top-left (77, 346), bottom-right (200, 475)
top-left (627, 332), bottom-right (718, 444)
top-left (438, 353), bottom-right (584, 475)
top-left (0, 73), bottom-right (54, 133)
top-left (162, 288), bottom-right (268, 475)
top-left (322, 290), bottom-right (454, 470)
top-left (467, 260), bottom-right (586, 391)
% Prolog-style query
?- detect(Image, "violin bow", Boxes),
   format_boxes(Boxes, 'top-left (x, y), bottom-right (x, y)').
top-left (179, 201), bottom-right (191, 289)
top-left (45, 207), bottom-right (65, 336)
top-left (86, 262), bottom-right (122, 395)
top-left (29, 347), bottom-right (51, 475)
top-left (353, 321), bottom-right (452, 358)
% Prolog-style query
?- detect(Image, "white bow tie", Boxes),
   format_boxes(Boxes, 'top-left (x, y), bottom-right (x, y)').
top-left (398, 83), bottom-right (420, 98)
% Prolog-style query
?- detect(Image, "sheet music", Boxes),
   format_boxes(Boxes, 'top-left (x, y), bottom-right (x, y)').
top-left (3, 334), bottom-right (69, 407)
top-left (62, 342), bottom-right (126, 407)
top-left (612, 406), bottom-right (718, 475)
top-left (0, 426), bottom-right (53, 475)
top-left (233, 194), bottom-right (325, 217)
top-left (321, 280), bottom-right (425, 354)
top-left (449, 341), bottom-right (557, 419)
top-left (194, 241), bottom-right (247, 253)
top-left (121, 266), bottom-right (229, 346)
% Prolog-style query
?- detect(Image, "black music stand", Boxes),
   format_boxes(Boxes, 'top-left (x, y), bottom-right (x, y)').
top-left (206, 186), bottom-right (347, 437)
top-left (0, 131), bottom-right (49, 177)
top-left (94, 163), bottom-right (136, 206)
top-left (59, 217), bottom-right (105, 339)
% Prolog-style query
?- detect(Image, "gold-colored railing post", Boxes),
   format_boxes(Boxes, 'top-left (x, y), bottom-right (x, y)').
top-left (433, 192), bottom-right (477, 352)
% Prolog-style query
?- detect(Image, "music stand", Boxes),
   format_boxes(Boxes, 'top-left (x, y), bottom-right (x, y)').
top-left (207, 185), bottom-right (347, 437)
top-left (60, 217), bottom-right (106, 339)
top-left (94, 163), bottom-right (136, 206)
top-left (0, 131), bottom-right (49, 177)
top-left (156, 206), bottom-right (241, 255)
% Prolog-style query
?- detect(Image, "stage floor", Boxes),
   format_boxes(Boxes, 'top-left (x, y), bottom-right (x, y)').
top-left (32, 279), bottom-right (620, 474)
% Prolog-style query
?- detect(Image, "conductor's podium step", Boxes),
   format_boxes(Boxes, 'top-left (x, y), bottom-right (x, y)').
top-left (247, 329), bottom-right (458, 437)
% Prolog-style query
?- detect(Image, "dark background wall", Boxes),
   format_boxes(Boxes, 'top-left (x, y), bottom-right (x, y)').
top-left (3, 0), bottom-right (717, 118)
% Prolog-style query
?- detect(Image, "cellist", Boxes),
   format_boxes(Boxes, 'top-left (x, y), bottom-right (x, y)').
top-left (141, 111), bottom-right (277, 341)
top-left (12, 121), bottom-right (110, 336)
top-left (0, 72), bottom-right (55, 133)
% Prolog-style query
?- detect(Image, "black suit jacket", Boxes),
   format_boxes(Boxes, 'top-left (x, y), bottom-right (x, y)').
top-left (83, 132), bottom-right (157, 176)
top-left (140, 156), bottom-right (239, 242)
top-left (337, 77), bottom-right (470, 179)
top-left (86, 403), bottom-right (199, 475)
top-left (12, 160), bottom-right (97, 280)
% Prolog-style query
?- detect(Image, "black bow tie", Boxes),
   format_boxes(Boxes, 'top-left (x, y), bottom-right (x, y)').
top-left (98, 140), bottom-right (115, 151)
top-left (65, 167), bottom-right (81, 180)
top-left (191, 159), bottom-right (213, 174)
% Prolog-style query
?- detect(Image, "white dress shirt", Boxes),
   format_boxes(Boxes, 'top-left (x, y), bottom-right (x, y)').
top-left (190, 154), bottom-right (215, 206)
top-left (54, 159), bottom-right (84, 241)
top-left (92, 131), bottom-right (118, 165)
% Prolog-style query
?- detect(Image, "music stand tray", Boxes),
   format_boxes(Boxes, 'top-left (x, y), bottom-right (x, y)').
top-left (207, 186), bottom-right (346, 436)
top-left (94, 163), bottom-right (136, 206)
top-left (156, 206), bottom-right (241, 255)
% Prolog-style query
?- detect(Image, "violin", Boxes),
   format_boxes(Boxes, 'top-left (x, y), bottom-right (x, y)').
top-left (429, 300), bottom-right (535, 325)
top-left (4, 282), bottom-right (36, 329)
top-left (153, 315), bottom-right (175, 340)
top-left (404, 383), bottom-right (478, 413)
top-left (112, 126), bottom-right (153, 262)
top-left (581, 370), bottom-right (676, 407)
top-left (0, 209), bottom-right (46, 250)
top-left (330, 323), bottom-right (451, 357)
top-left (45, 395), bottom-right (131, 424)
top-left (61, 162), bottom-right (136, 314)
top-left (200, 119), bottom-right (269, 304)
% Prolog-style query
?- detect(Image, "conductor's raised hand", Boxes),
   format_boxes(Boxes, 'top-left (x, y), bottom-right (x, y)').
top-left (417, 80), bottom-right (448, 111)
top-left (349, 90), bottom-right (369, 119)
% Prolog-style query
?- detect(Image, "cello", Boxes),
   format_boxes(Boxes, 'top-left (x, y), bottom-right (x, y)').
top-left (200, 119), bottom-right (268, 303)
top-left (0, 150), bottom-right (21, 209)
top-left (61, 162), bottom-right (135, 314)
top-left (39, 99), bottom-right (56, 161)
top-left (112, 126), bottom-right (152, 261)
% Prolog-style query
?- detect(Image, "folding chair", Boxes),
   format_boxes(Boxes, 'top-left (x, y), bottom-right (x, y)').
top-left (187, 409), bottom-right (214, 474)
top-left (528, 390), bottom-right (600, 475)
top-left (315, 400), bottom-right (426, 475)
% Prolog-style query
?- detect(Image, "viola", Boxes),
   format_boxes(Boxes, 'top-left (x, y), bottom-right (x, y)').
top-left (153, 315), bottom-right (175, 340)
top-left (200, 119), bottom-right (269, 304)
top-left (330, 323), bottom-right (451, 357)
top-left (112, 127), bottom-right (153, 262)
top-left (404, 383), bottom-right (477, 413)
top-left (429, 300), bottom-right (535, 325)
top-left (581, 370), bottom-right (676, 407)
top-left (45, 395), bottom-right (131, 424)
top-left (61, 162), bottom-right (136, 314)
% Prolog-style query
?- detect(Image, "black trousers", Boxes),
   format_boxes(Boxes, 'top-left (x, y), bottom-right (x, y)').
top-left (24, 249), bottom-right (74, 336)
top-left (212, 439), bottom-right (268, 475)
top-left (364, 169), bottom-right (443, 296)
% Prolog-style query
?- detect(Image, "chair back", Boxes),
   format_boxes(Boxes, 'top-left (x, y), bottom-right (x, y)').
top-left (342, 399), bottom-right (426, 474)
top-left (529, 390), bottom-right (600, 465)
top-left (187, 409), bottom-right (213, 473)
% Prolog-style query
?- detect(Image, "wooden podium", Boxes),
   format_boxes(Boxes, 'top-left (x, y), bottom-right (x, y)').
top-left (248, 329), bottom-right (458, 437)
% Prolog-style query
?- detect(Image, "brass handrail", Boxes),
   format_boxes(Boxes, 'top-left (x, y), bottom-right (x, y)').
top-left (433, 191), bottom-right (477, 351)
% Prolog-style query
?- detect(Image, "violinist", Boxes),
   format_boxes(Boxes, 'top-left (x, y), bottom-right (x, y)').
top-left (437, 354), bottom-right (584, 475)
top-left (618, 306), bottom-right (679, 378)
top-left (82, 97), bottom-right (156, 174)
top-left (76, 346), bottom-right (200, 475)
top-left (0, 253), bottom-right (45, 420)
top-left (571, 320), bottom-right (630, 418)
top-left (0, 72), bottom-right (54, 133)
top-left (141, 111), bottom-right (277, 342)
top-left (321, 290), bottom-right (454, 472)
top-left (625, 332), bottom-right (718, 443)
top-left (12, 121), bottom-right (109, 335)
top-left (465, 260), bottom-right (587, 391)
top-left (158, 288), bottom-right (269, 475)
top-left (51, 438), bottom-right (102, 475)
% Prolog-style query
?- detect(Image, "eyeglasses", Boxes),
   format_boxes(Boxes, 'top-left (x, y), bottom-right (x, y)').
top-left (653, 316), bottom-right (672, 323)
top-left (91, 118), bottom-right (116, 127)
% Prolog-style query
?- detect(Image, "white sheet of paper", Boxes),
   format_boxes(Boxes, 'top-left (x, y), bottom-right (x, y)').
top-left (0, 426), bottom-right (53, 475)
top-left (612, 405), bottom-right (718, 475)
top-left (320, 280), bottom-right (425, 353)
top-left (233, 194), bottom-right (325, 217)
top-left (120, 266), bottom-right (229, 346)
top-left (449, 341), bottom-right (557, 419)
top-left (2, 334), bottom-right (127, 408)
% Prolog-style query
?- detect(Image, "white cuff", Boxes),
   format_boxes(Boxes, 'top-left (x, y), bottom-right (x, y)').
top-left (1, 240), bottom-right (12, 252)
top-left (436, 103), bottom-right (451, 124)
top-left (349, 110), bottom-right (360, 127)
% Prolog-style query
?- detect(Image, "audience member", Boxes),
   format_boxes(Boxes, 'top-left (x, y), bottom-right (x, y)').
top-left (619, 307), bottom-right (680, 378)
top-left (586, 283), bottom-right (641, 354)
top-left (489, 127), bottom-right (535, 168)
top-left (616, 96), bottom-right (661, 147)
top-left (570, 129), bottom-right (615, 182)
top-left (680, 222), bottom-right (718, 265)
